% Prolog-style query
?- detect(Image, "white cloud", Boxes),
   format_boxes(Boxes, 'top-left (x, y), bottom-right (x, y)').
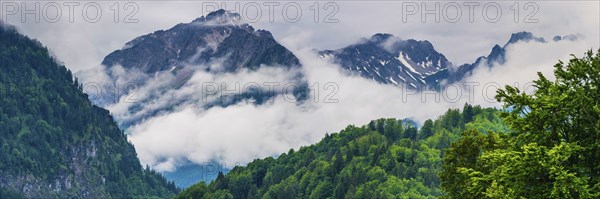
top-left (4, 0), bottom-right (598, 172)
top-left (127, 30), bottom-right (594, 171)
top-left (463, 37), bottom-right (593, 107)
top-left (126, 46), bottom-right (461, 171)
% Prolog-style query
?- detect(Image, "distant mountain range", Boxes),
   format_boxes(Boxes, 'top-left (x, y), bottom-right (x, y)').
top-left (320, 31), bottom-right (579, 89)
top-left (95, 9), bottom-right (580, 102)
top-left (448, 31), bottom-right (547, 83)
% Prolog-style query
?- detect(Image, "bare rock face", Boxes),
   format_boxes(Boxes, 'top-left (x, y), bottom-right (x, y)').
top-left (101, 9), bottom-right (300, 74)
top-left (90, 9), bottom-right (308, 129)
top-left (320, 31), bottom-right (555, 89)
top-left (0, 141), bottom-right (110, 198)
top-left (320, 33), bottom-right (452, 89)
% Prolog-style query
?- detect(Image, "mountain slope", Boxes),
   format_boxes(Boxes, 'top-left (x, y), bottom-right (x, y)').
top-left (102, 9), bottom-right (299, 76)
top-left (322, 32), bottom-right (566, 88)
top-left (86, 9), bottom-right (307, 128)
top-left (447, 31), bottom-right (547, 82)
top-left (0, 23), bottom-right (178, 198)
top-left (174, 105), bottom-right (507, 198)
top-left (320, 33), bottom-right (451, 89)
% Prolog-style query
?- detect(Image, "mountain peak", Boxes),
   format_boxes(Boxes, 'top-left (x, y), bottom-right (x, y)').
top-left (206, 9), bottom-right (239, 19)
top-left (370, 33), bottom-right (394, 43)
top-left (193, 9), bottom-right (245, 26)
top-left (553, 34), bottom-right (582, 42)
top-left (101, 8), bottom-right (299, 75)
top-left (320, 33), bottom-right (451, 89)
top-left (0, 20), bottom-right (16, 31)
top-left (506, 31), bottom-right (545, 46)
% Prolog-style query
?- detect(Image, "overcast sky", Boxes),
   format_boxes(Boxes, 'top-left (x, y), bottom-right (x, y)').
top-left (2, 0), bottom-right (599, 170)
top-left (3, 1), bottom-right (598, 72)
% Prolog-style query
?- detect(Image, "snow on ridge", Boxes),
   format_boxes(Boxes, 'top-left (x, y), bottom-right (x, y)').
top-left (397, 52), bottom-right (420, 75)
top-left (388, 77), bottom-right (398, 85)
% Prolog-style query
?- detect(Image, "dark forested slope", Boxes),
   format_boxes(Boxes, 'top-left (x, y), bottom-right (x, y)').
top-left (0, 24), bottom-right (178, 198)
top-left (175, 104), bottom-right (505, 199)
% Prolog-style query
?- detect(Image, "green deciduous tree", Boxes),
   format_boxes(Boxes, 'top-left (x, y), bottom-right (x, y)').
top-left (442, 50), bottom-right (600, 198)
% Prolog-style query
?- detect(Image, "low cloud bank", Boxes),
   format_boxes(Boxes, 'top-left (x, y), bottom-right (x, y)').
top-left (79, 33), bottom-right (592, 172)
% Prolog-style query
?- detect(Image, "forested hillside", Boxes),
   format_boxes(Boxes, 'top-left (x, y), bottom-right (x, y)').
top-left (174, 104), bottom-right (506, 198)
top-left (176, 50), bottom-right (600, 198)
top-left (0, 24), bottom-right (178, 198)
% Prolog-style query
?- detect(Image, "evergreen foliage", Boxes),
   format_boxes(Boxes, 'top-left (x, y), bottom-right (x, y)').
top-left (175, 105), bottom-right (501, 198)
top-left (0, 24), bottom-right (178, 198)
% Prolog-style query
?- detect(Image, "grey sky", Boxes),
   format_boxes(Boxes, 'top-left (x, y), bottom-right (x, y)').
top-left (2, 1), bottom-right (598, 72)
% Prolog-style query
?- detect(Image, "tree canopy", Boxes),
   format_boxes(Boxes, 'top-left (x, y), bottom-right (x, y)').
top-left (441, 50), bottom-right (600, 198)
top-left (175, 105), bottom-right (503, 199)
top-left (0, 24), bottom-right (178, 198)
